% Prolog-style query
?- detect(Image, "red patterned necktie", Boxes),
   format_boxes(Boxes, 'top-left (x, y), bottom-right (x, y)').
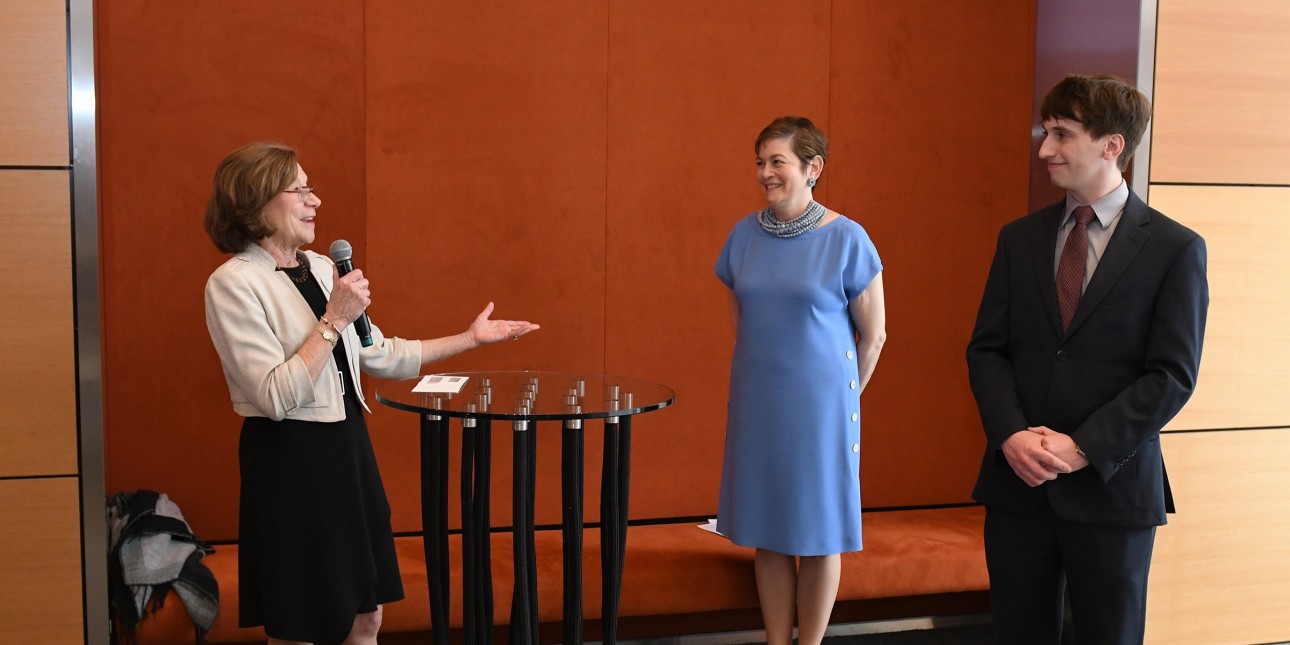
top-left (1056, 205), bottom-right (1097, 332)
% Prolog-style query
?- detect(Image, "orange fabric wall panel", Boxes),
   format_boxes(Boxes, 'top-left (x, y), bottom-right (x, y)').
top-left (97, 0), bottom-right (1037, 542)
top-left (604, 1), bottom-right (833, 520)
top-left (362, 0), bottom-right (611, 532)
top-left (97, 1), bottom-right (368, 541)
top-left (607, 0), bottom-right (1037, 515)
top-left (827, 0), bottom-right (1037, 507)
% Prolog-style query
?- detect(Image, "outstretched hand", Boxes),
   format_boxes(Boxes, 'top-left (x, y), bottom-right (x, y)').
top-left (466, 302), bottom-right (540, 345)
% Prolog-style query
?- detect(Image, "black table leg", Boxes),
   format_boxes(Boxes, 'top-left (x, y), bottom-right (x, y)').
top-left (461, 419), bottom-right (478, 645)
top-left (461, 415), bottom-right (496, 645)
top-left (615, 415), bottom-right (632, 604)
top-left (526, 424), bottom-right (539, 639)
top-left (562, 419), bottom-right (585, 645)
top-left (599, 414), bottom-right (633, 644)
top-left (509, 421), bottom-right (531, 645)
top-left (476, 418), bottom-right (494, 644)
top-left (420, 414), bottom-right (450, 645)
top-left (509, 420), bottom-right (538, 645)
top-left (600, 417), bottom-right (620, 644)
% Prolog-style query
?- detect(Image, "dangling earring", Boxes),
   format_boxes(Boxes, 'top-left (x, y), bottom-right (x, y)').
top-left (807, 177), bottom-right (817, 188)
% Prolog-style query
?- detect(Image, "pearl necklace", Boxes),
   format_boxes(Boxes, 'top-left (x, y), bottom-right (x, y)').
top-left (758, 200), bottom-right (825, 238)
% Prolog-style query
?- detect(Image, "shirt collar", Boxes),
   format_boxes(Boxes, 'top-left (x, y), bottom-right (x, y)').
top-left (1062, 179), bottom-right (1128, 229)
top-left (238, 242), bottom-right (317, 270)
top-left (238, 242), bottom-right (278, 268)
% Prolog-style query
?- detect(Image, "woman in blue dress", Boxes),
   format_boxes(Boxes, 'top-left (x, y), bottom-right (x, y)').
top-left (715, 117), bottom-right (887, 645)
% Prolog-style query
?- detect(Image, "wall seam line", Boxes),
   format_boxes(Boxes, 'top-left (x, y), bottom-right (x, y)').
top-left (1150, 181), bottom-right (1290, 189)
top-left (603, 0), bottom-right (611, 376)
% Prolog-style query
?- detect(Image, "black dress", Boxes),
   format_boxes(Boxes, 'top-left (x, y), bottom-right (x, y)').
top-left (237, 268), bottom-right (402, 645)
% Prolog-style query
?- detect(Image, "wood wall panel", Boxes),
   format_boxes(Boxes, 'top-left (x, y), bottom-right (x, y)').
top-left (1146, 4), bottom-right (1290, 643)
top-left (1150, 185), bottom-right (1290, 431)
top-left (0, 0), bottom-right (68, 166)
top-left (1152, 0), bottom-right (1290, 185)
top-left (1147, 429), bottom-right (1290, 644)
top-left (0, 477), bottom-right (84, 643)
top-left (0, 170), bottom-right (77, 477)
top-left (96, 0), bottom-right (368, 541)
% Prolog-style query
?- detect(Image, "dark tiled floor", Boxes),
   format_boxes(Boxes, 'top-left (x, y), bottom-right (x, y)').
top-left (823, 624), bottom-right (993, 643)
top-left (730, 624), bottom-right (994, 645)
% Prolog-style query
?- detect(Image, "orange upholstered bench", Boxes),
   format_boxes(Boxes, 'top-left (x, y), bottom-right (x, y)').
top-left (135, 506), bottom-right (987, 643)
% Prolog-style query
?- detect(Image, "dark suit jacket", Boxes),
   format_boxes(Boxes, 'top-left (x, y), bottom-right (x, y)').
top-left (967, 190), bottom-right (1208, 527)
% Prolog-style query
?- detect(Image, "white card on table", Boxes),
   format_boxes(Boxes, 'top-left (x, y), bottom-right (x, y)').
top-left (412, 374), bottom-right (469, 394)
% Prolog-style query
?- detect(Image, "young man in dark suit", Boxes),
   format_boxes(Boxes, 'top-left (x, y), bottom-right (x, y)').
top-left (966, 74), bottom-right (1209, 644)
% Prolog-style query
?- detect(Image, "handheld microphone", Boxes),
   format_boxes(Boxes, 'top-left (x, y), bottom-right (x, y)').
top-left (328, 239), bottom-right (374, 347)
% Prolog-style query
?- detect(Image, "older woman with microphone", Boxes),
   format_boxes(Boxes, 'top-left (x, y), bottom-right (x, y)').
top-left (203, 141), bottom-right (539, 645)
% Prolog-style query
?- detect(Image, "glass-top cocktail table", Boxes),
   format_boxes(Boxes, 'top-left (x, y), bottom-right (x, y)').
top-left (376, 370), bottom-right (674, 645)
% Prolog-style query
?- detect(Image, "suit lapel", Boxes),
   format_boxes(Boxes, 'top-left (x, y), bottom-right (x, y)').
top-left (1064, 191), bottom-right (1152, 337)
top-left (1030, 202), bottom-right (1065, 337)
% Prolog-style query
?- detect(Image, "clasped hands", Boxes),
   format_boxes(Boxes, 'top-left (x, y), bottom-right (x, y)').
top-left (1002, 426), bottom-right (1089, 487)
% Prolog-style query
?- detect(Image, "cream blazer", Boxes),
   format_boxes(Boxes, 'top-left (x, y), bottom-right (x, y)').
top-left (204, 243), bottom-right (422, 422)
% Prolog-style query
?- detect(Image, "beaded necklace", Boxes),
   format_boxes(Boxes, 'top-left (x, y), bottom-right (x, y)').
top-left (758, 200), bottom-right (825, 238)
top-left (276, 251), bottom-right (311, 283)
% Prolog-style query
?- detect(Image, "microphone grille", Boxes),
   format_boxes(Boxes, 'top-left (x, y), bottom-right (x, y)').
top-left (329, 239), bottom-right (353, 262)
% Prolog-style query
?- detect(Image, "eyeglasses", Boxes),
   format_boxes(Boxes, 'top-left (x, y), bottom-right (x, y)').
top-left (283, 186), bottom-right (316, 202)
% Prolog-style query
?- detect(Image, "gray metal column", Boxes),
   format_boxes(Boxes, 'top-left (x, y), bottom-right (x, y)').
top-left (70, 0), bottom-right (107, 642)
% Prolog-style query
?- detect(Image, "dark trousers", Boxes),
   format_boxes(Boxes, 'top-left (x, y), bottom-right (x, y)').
top-left (984, 504), bottom-right (1156, 645)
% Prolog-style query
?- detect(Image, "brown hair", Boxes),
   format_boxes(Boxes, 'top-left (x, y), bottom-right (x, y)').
top-left (204, 142), bottom-right (299, 253)
top-left (1041, 74), bottom-right (1152, 171)
top-left (755, 116), bottom-right (829, 170)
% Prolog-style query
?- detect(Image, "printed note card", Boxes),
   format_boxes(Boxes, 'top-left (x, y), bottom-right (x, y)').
top-left (412, 374), bottom-right (469, 394)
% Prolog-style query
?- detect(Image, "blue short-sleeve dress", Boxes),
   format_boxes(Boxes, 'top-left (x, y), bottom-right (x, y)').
top-left (714, 212), bottom-right (883, 556)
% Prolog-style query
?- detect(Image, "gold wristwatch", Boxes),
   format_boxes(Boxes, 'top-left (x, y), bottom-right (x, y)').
top-left (318, 324), bottom-right (338, 347)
